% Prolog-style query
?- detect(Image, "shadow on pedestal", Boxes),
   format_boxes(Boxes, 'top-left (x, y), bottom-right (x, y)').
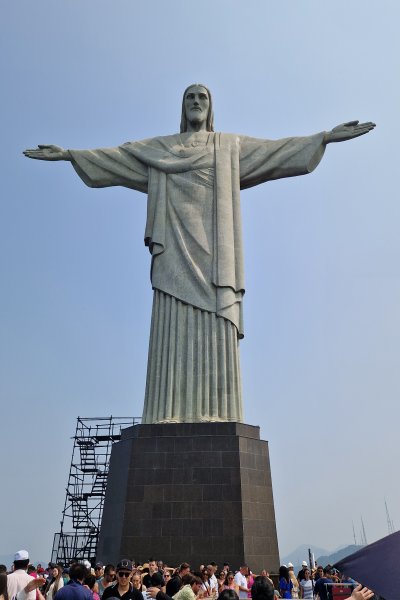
top-left (97, 422), bottom-right (279, 572)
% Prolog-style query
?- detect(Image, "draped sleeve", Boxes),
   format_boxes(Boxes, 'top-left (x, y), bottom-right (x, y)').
top-left (69, 143), bottom-right (149, 193)
top-left (239, 132), bottom-right (326, 189)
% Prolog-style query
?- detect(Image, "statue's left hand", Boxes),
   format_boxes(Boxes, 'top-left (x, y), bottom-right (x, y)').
top-left (324, 121), bottom-right (376, 144)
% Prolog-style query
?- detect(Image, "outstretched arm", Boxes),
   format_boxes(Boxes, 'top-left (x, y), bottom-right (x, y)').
top-left (23, 144), bottom-right (70, 160)
top-left (324, 121), bottom-right (375, 144)
top-left (22, 142), bottom-right (149, 192)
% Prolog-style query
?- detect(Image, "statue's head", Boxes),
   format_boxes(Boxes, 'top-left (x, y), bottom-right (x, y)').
top-left (180, 84), bottom-right (214, 133)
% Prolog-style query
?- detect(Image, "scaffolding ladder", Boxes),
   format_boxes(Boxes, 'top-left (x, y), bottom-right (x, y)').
top-left (51, 416), bottom-right (140, 565)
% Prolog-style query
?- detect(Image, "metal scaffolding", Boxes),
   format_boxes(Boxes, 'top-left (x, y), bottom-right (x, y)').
top-left (51, 416), bottom-right (140, 566)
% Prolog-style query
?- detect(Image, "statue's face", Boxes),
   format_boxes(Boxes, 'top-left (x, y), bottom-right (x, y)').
top-left (184, 85), bottom-right (210, 127)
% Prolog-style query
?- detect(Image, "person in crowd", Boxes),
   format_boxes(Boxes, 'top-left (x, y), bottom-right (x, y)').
top-left (84, 576), bottom-right (100, 600)
top-left (97, 565), bottom-right (116, 598)
top-left (172, 574), bottom-right (202, 600)
top-left (45, 565), bottom-right (64, 600)
top-left (62, 569), bottom-right (70, 586)
top-left (314, 567), bottom-right (324, 582)
top-left (233, 567), bottom-right (249, 600)
top-left (296, 564), bottom-right (307, 584)
top-left (217, 591), bottom-right (239, 600)
top-left (222, 573), bottom-right (236, 593)
top-left (206, 566), bottom-right (217, 595)
top-left (216, 572), bottom-right (226, 595)
top-left (143, 562), bottom-right (159, 589)
top-left (0, 573), bottom-right (9, 600)
top-left (132, 572), bottom-right (146, 593)
top-left (94, 566), bottom-right (104, 581)
top-left (222, 567), bottom-right (230, 577)
top-left (53, 564), bottom-right (92, 600)
top-left (278, 566), bottom-right (293, 599)
top-left (313, 568), bottom-right (333, 600)
top-left (246, 571), bottom-right (254, 600)
top-left (144, 572), bottom-right (168, 600)
top-left (102, 560), bottom-right (142, 600)
top-left (27, 567), bottom-right (37, 578)
top-left (4, 574), bottom-right (46, 600)
top-left (0, 568), bottom-right (7, 575)
top-left (287, 565), bottom-right (298, 600)
top-left (166, 565), bottom-right (190, 598)
top-left (7, 550), bottom-right (36, 600)
top-left (199, 569), bottom-right (213, 598)
top-left (299, 570), bottom-right (313, 600)
top-left (250, 577), bottom-right (274, 600)
top-left (163, 572), bottom-right (172, 588)
top-left (258, 574), bottom-right (273, 589)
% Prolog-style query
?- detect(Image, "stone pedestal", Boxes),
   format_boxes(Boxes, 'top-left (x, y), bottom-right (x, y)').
top-left (97, 422), bottom-right (279, 572)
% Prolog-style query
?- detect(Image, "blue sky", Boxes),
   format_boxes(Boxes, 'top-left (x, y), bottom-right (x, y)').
top-left (1, 0), bottom-right (399, 565)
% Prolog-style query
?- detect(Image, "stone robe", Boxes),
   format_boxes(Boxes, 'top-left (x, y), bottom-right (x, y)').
top-left (69, 131), bottom-right (326, 423)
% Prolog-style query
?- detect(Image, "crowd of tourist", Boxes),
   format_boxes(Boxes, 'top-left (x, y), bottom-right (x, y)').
top-left (0, 550), bottom-right (375, 600)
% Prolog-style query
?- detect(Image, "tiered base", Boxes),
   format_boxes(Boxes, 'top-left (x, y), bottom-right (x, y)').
top-left (97, 422), bottom-right (279, 572)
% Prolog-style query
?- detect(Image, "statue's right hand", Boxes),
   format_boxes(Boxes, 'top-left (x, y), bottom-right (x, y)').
top-left (23, 144), bottom-right (68, 161)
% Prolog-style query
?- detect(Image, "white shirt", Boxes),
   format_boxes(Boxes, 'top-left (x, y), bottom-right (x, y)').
top-left (233, 573), bottom-right (248, 599)
top-left (209, 575), bottom-right (218, 591)
top-left (7, 570), bottom-right (36, 600)
top-left (300, 580), bottom-right (313, 600)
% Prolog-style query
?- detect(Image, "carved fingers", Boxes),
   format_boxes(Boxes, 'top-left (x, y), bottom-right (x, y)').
top-left (23, 144), bottom-right (66, 160)
top-left (327, 121), bottom-right (376, 143)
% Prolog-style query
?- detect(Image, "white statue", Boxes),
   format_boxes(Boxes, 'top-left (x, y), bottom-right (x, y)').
top-left (24, 84), bottom-right (375, 424)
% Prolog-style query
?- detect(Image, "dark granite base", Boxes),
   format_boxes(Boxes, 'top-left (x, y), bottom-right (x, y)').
top-left (97, 423), bottom-right (279, 572)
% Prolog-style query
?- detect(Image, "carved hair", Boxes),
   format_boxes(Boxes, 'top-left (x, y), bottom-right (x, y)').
top-left (180, 83), bottom-right (214, 133)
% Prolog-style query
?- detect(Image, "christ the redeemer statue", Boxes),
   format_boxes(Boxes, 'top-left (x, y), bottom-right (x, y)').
top-left (24, 84), bottom-right (375, 424)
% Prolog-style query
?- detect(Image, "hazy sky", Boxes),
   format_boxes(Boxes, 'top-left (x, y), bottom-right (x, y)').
top-left (2, 0), bottom-right (399, 565)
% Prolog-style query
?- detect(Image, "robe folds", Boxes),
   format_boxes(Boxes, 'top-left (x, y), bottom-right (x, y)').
top-left (69, 131), bottom-right (326, 423)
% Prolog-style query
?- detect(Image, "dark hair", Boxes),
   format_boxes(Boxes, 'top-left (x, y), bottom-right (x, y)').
top-left (0, 573), bottom-right (9, 600)
top-left (180, 84), bottom-right (214, 133)
top-left (224, 571), bottom-right (235, 586)
top-left (0, 565), bottom-right (7, 574)
top-left (179, 563), bottom-right (190, 573)
top-left (104, 564), bottom-right (116, 575)
top-left (14, 559), bottom-right (29, 570)
top-left (84, 575), bottom-right (97, 590)
top-left (182, 573), bottom-right (195, 586)
top-left (279, 566), bottom-right (290, 583)
top-left (191, 575), bottom-right (202, 586)
top-left (150, 572), bottom-right (165, 587)
top-left (251, 576), bottom-right (274, 600)
top-left (69, 563), bottom-right (88, 582)
top-left (217, 590), bottom-right (239, 600)
top-left (45, 564), bottom-right (64, 598)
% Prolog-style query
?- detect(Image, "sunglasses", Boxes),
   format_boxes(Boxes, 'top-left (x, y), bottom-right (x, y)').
top-left (118, 572), bottom-right (131, 578)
